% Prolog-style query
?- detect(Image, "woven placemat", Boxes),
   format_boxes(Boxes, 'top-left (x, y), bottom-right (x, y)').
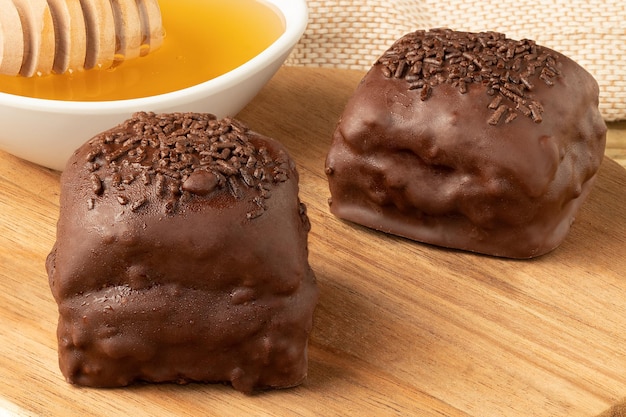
top-left (287, 0), bottom-right (626, 122)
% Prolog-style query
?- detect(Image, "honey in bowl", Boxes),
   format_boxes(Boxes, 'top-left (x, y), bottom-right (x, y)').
top-left (0, 0), bottom-right (285, 101)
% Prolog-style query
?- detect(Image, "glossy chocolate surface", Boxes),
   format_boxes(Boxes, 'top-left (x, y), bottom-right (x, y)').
top-left (326, 30), bottom-right (606, 258)
top-left (47, 112), bottom-right (318, 392)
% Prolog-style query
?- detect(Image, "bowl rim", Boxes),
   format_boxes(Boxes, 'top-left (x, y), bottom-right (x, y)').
top-left (0, 0), bottom-right (308, 114)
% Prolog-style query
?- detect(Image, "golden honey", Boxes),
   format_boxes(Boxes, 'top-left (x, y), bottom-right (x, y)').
top-left (0, 0), bottom-right (284, 101)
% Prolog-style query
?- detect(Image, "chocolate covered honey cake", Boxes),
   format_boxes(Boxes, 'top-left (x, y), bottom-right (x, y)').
top-left (47, 112), bottom-right (318, 392)
top-left (325, 29), bottom-right (606, 258)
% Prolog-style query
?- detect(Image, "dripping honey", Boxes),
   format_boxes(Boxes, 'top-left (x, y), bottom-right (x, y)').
top-left (0, 0), bottom-right (284, 101)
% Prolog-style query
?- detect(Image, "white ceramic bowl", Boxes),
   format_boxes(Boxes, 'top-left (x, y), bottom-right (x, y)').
top-left (0, 0), bottom-right (308, 171)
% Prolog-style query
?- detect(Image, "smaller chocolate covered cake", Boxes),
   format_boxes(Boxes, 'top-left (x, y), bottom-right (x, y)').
top-left (326, 29), bottom-right (607, 258)
top-left (47, 112), bottom-right (318, 392)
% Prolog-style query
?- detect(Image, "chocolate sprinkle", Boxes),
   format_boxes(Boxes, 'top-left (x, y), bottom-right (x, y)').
top-left (378, 29), bottom-right (561, 125)
top-left (84, 112), bottom-right (291, 218)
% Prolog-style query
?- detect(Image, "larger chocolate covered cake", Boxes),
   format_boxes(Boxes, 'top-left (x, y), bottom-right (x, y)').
top-left (46, 112), bottom-right (318, 392)
top-left (325, 29), bottom-right (607, 258)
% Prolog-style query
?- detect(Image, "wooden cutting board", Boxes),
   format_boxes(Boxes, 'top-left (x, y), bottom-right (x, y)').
top-left (1, 66), bottom-right (625, 417)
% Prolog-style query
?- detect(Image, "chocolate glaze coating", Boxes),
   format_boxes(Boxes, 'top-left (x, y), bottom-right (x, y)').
top-left (325, 29), bottom-right (606, 258)
top-left (47, 112), bottom-right (318, 392)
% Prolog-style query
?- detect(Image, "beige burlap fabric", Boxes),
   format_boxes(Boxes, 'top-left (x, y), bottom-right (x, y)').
top-left (287, 0), bottom-right (626, 121)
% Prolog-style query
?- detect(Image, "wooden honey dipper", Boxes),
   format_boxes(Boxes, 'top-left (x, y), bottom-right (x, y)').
top-left (0, 0), bottom-right (163, 77)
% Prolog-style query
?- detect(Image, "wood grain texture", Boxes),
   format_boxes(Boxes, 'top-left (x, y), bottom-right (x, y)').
top-left (606, 121), bottom-right (626, 169)
top-left (0, 66), bottom-right (625, 417)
